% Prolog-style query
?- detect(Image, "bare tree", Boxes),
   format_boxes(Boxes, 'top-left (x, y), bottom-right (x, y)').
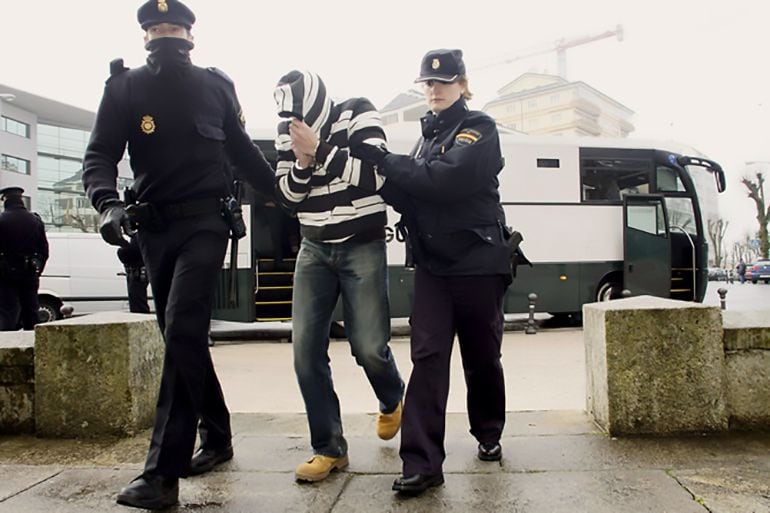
top-left (707, 218), bottom-right (728, 267)
top-left (742, 171), bottom-right (770, 258)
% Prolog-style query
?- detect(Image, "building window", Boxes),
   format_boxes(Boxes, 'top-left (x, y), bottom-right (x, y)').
top-left (1, 116), bottom-right (30, 138)
top-left (1, 154), bottom-right (31, 174)
top-left (37, 124), bottom-right (91, 160)
top-left (551, 113), bottom-right (562, 123)
top-left (527, 100), bottom-right (537, 109)
top-left (550, 94), bottom-right (560, 104)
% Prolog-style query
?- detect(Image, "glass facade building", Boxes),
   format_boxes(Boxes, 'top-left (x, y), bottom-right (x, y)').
top-left (36, 123), bottom-right (98, 232)
top-left (0, 86), bottom-right (132, 231)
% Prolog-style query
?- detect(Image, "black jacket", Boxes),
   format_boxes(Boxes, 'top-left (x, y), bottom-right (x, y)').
top-left (380, 99), bottom-right (510, 277)
top-left (83, 54), bottom-right (274, 213)
top-left (0, 202), bottom-right (49, 276)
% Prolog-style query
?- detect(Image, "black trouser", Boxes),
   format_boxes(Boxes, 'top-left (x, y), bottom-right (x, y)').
top-left (0, 276), bottom-right (40, 331)
top-left (400, 267), bottom-right (506, 477)
top-left (137, 213), bottom-right (232, 478)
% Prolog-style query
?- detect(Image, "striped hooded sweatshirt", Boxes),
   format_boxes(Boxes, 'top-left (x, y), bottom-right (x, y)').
top-left (273, 70), bottom-right (387, 243)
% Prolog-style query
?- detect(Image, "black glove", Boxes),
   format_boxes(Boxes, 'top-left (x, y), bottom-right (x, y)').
top-left (351, 143), bottom-right (389, 167)
top-left (99, 201), bottom-right (134, 247)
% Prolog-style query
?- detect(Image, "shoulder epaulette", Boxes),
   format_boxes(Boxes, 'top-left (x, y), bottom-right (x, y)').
top-left (207, 67), bottom-right (233, 85)
top-left (109, 58), bottom-right (129, 77)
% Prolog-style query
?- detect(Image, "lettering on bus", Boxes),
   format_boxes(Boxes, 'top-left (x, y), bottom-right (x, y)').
top-left (385, 225), bottom-right (395, 243)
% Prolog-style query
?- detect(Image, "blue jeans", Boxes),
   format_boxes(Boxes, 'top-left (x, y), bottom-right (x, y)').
top-left (292, 238), bottom-right (404, 458)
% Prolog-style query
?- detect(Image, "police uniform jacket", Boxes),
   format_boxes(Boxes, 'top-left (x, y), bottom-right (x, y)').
top-left (83, 51), bottom-right (274, 213)
top-left (380, 98), bottom-right (510, 277)
top-left (0, 204), bottom-right (49, 277)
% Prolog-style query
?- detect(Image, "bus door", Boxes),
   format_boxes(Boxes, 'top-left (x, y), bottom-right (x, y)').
top-left (623, 195), bottom-right (671, 298)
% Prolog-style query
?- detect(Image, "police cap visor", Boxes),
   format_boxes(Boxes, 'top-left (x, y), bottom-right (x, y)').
top-left (415, 49), bottom-right (466, 83)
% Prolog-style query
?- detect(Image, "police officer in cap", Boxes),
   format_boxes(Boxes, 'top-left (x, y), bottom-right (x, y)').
top-left (353, 49), bottom-right (511, 496)
top-left (0, 187), bottom-right (49, 331)
top-left (82, 0), bottom-right (275, 509)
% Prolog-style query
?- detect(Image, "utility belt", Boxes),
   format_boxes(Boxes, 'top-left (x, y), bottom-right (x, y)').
top-left (124, 265), bottom-right (149, 284)
top-left (0, 253), bottom-right (43, 277)
top-left (125, 197), bottom-right (245, 238)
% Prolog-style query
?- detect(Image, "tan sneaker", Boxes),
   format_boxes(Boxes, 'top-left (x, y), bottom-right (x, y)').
top-left (376, 401), bottom-right (403, 440)
top-left (295, 454), bottom-right (349, 482)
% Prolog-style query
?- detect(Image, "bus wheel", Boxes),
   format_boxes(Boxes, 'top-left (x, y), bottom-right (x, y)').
top-left (596, 279), bottom-right (623, 302)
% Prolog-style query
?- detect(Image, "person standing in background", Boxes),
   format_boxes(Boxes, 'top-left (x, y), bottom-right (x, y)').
top-left (0, 186), bottom-right (49, 331)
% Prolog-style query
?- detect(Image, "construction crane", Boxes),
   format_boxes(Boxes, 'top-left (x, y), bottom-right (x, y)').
top-left (473, 25), bottom-right (624, 80)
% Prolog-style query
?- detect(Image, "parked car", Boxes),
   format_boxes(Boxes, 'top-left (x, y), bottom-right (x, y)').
top-left (707, 267), bottom-right (727, 281)
top-left (749, 259), bottom-right (770, 284)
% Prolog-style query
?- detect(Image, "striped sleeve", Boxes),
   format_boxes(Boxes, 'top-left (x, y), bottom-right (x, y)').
top-left (318, 99), bottom-right (386, 193)
top-left (274, 119), bottom-right (313, 205)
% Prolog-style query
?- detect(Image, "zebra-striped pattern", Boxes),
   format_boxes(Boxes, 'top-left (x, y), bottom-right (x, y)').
top-left (273, 71), bottom-right (388, 243)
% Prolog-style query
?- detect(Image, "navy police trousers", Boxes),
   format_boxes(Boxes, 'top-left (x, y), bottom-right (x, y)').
top-left (400, 267), bottom-right (507, 476)
top-left (138, 213), bottom-right (232, 478)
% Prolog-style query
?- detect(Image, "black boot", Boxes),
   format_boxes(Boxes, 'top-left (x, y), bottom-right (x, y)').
top-left (392, 473), bottom-right (444, 496)
top-left (116, 473), bottom-right (179, 510)
top-left (189, 445), bottom-right (234, 476)
top-left (477, 441), bottom-right (502, 461)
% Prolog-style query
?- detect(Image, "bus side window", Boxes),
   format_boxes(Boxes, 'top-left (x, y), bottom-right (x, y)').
top-left (581, 157), bottom-right (650, 203)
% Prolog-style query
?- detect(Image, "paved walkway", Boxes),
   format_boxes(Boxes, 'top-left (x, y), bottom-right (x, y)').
top-left (0, 320), bottom-right (768, 511)
top-left (0, 410), bottom-right (768, 512)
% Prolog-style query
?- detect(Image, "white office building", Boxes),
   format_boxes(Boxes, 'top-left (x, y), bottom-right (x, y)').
top-left (0, 84), bottom-right (131, 231)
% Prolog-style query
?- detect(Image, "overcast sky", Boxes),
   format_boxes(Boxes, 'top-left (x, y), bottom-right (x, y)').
top-left (2, 0), bottom-right (768, 245)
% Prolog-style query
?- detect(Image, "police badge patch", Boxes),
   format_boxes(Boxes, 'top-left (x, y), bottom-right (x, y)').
top-left (455, 128), bottom-right (482, 146)
top-left (141, 115), bottom-right (156, 135)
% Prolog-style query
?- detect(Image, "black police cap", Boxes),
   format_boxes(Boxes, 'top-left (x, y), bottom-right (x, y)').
top-left (415, 49), bottom-right (466, 83)
top-left (137, 0), bottom-right (196, 30)
top-left (0, 186), bottom-right (24, 199)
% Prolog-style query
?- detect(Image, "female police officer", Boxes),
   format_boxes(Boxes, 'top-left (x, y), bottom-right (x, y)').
top-left (352, 48), bottom-right (512, 496)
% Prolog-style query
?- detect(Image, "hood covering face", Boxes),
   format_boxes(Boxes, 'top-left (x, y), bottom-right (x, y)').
top-left (273, 70), bottom-right (332, 135)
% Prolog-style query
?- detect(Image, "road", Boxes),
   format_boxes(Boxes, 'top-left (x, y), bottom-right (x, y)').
top-left (703, 279), bottom-right (770, 311)
top-left (210, 280), bottom-right (769, 414)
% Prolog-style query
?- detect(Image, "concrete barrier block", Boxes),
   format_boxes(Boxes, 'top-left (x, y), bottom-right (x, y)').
top-left (584, 296), bottom-right (727, 436)
top-left (722, 311), bottom-right (770, 351)
top-left (725, 350), bottom-right (770, 429)
top-left (0, 332), bottom-right (35, 434)
top-left (34, 312), bottom-right (163, 438)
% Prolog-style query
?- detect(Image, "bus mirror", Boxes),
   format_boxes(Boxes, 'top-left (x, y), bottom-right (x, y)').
top-left (676, 155), bottom-right (727, 193)
top-left (715, 168), bottom-right (727, 193)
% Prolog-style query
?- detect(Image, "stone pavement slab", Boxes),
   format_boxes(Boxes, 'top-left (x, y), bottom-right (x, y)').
top-left (672, 467), bottom-right (770, 513)
top-left (0, 411), bottom-right (768, 513)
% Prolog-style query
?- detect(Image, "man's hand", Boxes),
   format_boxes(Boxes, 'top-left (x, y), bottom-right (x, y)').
top-left (289, 119), bottom-right (318, 169)
top-left (351, 143), bottom-right (389, 167)
top-left (99, 201), bottom-right (134, 247)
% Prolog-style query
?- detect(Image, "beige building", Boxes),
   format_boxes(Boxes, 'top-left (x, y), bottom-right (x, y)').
top-left (482, 72), bottom-right (634, 137)
top-left (380, 72), bottom-right (635, 138)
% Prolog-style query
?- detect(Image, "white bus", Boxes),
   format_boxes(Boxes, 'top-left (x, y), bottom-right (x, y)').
top-left (214, 128), bottom-right (727, 323)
